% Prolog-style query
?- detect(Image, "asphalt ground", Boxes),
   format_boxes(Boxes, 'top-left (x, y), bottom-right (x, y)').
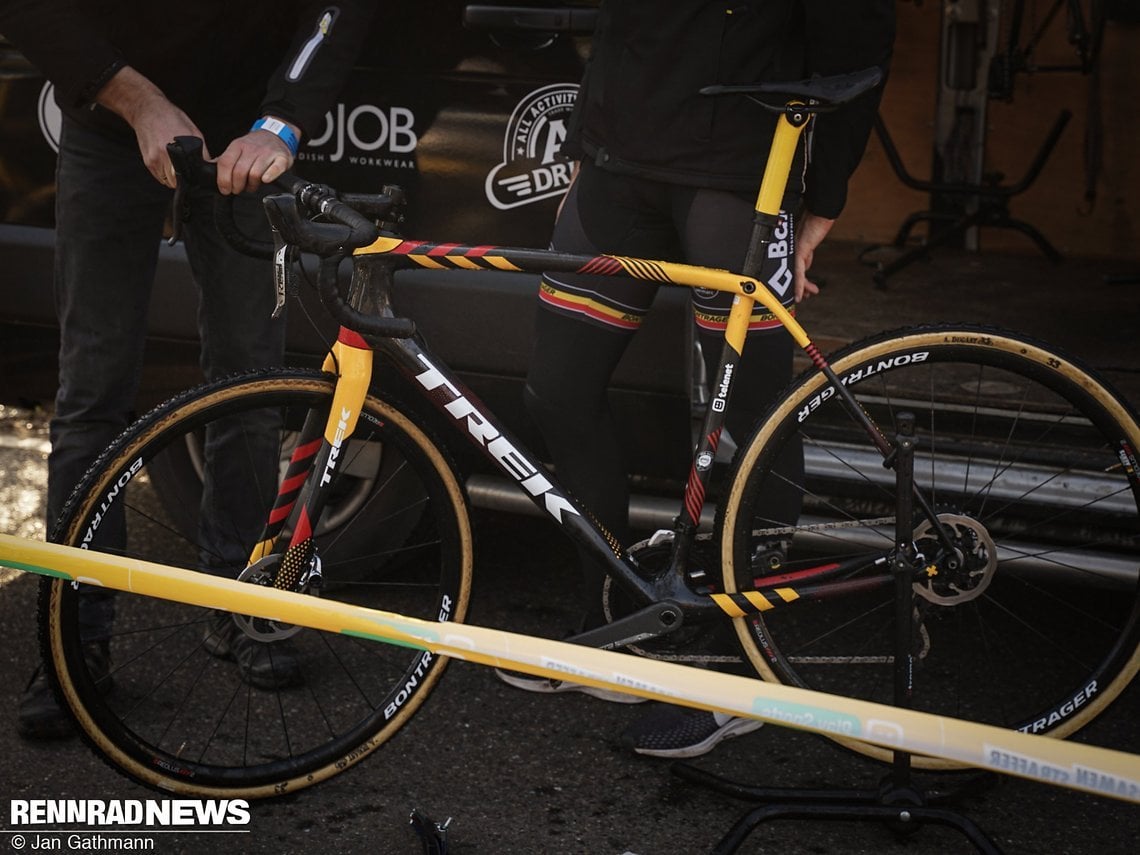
top-left (1, 241), bottom-right (1139, 854)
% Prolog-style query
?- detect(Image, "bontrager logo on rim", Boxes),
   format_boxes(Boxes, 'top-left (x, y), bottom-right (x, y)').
top-left (485, 83), bottom-right (578, 210)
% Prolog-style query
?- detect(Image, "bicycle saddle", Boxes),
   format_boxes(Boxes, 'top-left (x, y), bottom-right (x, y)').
top-left (700, 66), bottom-right (883, 111)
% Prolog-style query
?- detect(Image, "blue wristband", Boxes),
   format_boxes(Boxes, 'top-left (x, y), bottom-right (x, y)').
top-left (250, 117), bottom-right (299, 156)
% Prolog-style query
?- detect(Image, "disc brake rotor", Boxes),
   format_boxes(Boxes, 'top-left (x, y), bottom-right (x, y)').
top-left (913, 513), bottom-right (998, 605)
top-left (230, 553), bottom-right (322, 641)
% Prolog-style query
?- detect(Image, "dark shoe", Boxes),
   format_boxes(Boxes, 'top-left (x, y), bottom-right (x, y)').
top-left (17, 642), bottom-right (112, 741)
top-left (494, 668), bottom-right (648, 704)
top-left (203, 611), bottom-right (302, 690)
top-left (620, 704), bottom-right (763, 758)
top-left (17, 668), bottom-right (73, 741)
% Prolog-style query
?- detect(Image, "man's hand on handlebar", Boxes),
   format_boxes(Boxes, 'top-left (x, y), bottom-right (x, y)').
top-left (167, 135), bottom-right (386, 259)
top-left (97, 63), bottom-right (297, 195)
top-left (216, 122), bottom-right (300, 195)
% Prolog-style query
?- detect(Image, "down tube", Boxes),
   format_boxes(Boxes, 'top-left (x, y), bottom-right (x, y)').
top-left (379, 334), bottom-right (637, 583)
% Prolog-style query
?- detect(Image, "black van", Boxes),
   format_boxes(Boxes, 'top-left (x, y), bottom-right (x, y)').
top-left (0, 2), bottom-right (695, 517)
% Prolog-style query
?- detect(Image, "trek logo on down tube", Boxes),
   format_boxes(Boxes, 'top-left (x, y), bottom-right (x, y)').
top-left (413, 355), bottom-right (580, 523)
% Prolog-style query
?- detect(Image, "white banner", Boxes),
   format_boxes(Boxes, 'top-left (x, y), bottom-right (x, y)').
top-left (3, 532), bottom-right (1138, 804)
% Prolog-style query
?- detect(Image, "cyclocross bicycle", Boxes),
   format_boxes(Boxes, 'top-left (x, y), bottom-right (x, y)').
top-left (35, 68), bottom-right (1140, 798)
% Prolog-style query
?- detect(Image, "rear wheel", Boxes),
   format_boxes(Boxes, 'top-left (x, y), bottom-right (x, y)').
top-left (720, 325), bottom-right (1140, 767)
top-left (42, 369), bottom-right (473, 797)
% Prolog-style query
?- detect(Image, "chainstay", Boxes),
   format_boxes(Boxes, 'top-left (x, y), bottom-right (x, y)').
top-left (619, 516), bottom-right (898, 664)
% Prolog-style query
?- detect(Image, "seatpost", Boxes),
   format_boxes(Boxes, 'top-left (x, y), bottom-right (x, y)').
top-left (740, 103), bottom-right (812, 280)
top-left (718, 104), bottom-right (812, 354)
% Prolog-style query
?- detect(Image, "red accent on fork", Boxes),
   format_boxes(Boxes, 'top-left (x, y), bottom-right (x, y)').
top-left (279, 471), bottom-right (308, 494)
top-left (293, 507), bottom-right (313, 544)
top-left (338, 327), bottom-right (371, 349)
top-left (290, 438), bottom-right (323, 462)
top-left (269, 502), bottom-right (295, 525)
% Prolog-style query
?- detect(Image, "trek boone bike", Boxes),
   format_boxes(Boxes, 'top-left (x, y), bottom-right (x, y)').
top-left (36, 68), bottom-right (1140, 797)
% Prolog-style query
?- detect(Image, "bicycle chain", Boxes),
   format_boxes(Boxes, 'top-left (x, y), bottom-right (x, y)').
top-left (752, 515), bottom-right (897, 538)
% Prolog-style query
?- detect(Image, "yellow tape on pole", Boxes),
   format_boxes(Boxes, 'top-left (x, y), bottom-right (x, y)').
top-left (3, 532), bottom-right (1139, 804)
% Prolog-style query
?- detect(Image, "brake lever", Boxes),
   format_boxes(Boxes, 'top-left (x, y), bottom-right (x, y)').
top-left (270, 223), bottom-right (300, 320)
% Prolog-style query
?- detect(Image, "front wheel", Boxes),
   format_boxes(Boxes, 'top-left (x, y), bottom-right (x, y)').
top-left (720, 325), bottom-right (1140, 767)
top-left (42, 369), bottom-right (473, 797)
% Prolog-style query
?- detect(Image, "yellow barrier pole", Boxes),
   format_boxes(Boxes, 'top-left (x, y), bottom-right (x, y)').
top-left (2, 532), bottom-right (1138, 804)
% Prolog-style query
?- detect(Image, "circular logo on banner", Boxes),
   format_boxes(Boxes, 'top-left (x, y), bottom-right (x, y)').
top-left (485, 83), bottom-right (578, 211)
top-left (38, 82), bottom-right (62, 152)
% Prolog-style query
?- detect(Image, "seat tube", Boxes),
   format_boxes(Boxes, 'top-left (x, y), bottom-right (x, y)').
top-left (740, 107), bottom-right (810, 279)
top-left (678, 108), bottom-right (811, 533)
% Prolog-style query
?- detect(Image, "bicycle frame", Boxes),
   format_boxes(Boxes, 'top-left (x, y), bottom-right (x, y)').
top-left (262, 107), bottom-right (918, 649)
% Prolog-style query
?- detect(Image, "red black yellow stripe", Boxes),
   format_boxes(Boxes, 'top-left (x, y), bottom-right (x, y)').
top-left (268, 437), bottom-right (322, 526)
top-left (538, 280), bottom-right (644, 330)
top-left (577, 256), bottom-right (625, 277)
top-left (575, 256), bottom-right (676, 284)
top-left (387, 240), bottom-right (523, 272)
top-left (683, 429), bottom-right (720, 525)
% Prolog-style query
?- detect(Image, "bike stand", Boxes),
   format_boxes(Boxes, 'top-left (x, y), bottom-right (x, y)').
top-left (864, 111), bottom-right (1070, 289)
top-left (674, 413), bottom-right (1004, 854)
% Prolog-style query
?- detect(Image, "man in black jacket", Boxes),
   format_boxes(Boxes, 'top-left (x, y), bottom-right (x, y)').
top-left (497, 0), bottom-right (895, 758)
top-left (0, 0), bottom-right (377, 739)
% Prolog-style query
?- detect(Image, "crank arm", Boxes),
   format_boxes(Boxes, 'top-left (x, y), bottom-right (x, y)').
top-left (565, 601), bottom-right (685, 650)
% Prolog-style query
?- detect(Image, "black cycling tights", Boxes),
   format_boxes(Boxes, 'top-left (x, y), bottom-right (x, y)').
top-left (525, 163), bottom-right (804, 627)
top-left (526, 312), bottom-right (801, 628)
top-left (526, 311), bottom-right (796, 535)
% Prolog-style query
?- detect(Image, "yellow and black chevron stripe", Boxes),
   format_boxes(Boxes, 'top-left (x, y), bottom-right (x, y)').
top-left (711, 587), bottom-right (800, 617)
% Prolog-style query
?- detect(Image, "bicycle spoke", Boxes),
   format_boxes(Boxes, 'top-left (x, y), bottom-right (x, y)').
top-left (47, 372), bottom-right (471, 795)
top-left (725, 326), bottom-right (1140, 767)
